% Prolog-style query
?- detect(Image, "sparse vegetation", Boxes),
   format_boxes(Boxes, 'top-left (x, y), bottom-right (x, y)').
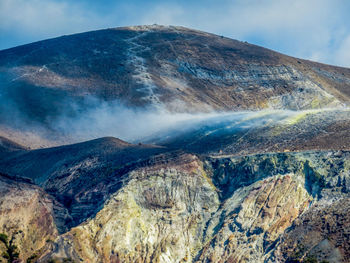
top-left (26, 254), bottom-right (37, 263)
top-left (48, 258), bottom-right (75, 263)
top-left (0, 233), bottom-right (19, 263)
top-left (303, 255), bottom-right (318, 263)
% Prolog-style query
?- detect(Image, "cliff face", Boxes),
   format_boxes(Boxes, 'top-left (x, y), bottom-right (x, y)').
top-left (2, 147), bottom-right (350, 262)
top-left (42, 153), bottom-right (219, 263)
top-left (199, 151), bottom-right (350, 262)
top-left (273, 197), bottom-right (350, 262)
top-left (0, 173), bottom-right (64, 262)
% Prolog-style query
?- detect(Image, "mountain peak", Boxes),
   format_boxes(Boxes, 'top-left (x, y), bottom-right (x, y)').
top-left (121, 24), bottom-right (181, 31)
top-left (0, 25), bottom-right (350, 148)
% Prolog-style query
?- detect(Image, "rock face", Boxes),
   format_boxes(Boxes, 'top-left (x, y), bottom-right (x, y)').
top-left (273, 197), bottom-right (350, 263)
top-left (33, 150), bottom-right (350, 263)
top-left (197, 151), bottom-right (350, 263)
top-left (0, 173), bottom-right (61, 262)
top-left (41, 153), bottom-right (219, 263)
top-left (197, 174), bottom-right (311, 263)
top-left (0, 137), bottom-right (166, 228)
top-left (2, 145), bottom-right (350, 262)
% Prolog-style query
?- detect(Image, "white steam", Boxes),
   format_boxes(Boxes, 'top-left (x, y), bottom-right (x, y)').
top-left (53, 98), bottom-right (338, 144)
top-left (2, 91), bottom-right (348, 149)
top-left (54, 99), bottom-right (223, 143)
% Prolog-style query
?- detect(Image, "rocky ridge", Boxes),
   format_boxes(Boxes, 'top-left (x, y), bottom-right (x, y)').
top-left (1, 144), bottom-right (350, 262)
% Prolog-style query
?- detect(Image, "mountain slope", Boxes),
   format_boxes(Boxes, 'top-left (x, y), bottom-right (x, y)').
top-left (1, 25), bottom-right (349, 113)
top-left (0, 137), bottom-right (166, 228)
top-left (0, 136), bottom-right (27, 155)
top-left (147, 108), bottom-right (350, 155)
top-left (1, 25), bottom-right (350, 148)
top-left (1, 137), bottom-right (350, 262)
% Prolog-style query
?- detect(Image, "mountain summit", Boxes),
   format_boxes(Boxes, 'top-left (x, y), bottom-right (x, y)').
top-left (1, 25), bottom-right (350, 113)
top-left (1, 25), bottom-right (350, 148)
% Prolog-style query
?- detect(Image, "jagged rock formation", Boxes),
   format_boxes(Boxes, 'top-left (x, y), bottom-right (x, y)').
top-left (0, 173), bottom-right (63, 262)
top-left (272, 197), bottom-right (350, 262)
top-left (40, 153), bottom-right (219, 263)
top-left (2, 144), bottom-right (350, 262)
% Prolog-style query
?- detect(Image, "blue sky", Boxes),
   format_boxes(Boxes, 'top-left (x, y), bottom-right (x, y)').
top-left (1, 0), bottom-right (350, 67)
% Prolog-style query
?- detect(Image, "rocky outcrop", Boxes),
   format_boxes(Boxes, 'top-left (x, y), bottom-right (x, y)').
top-left (2, 149), bottom-right (341, 262)
top-left (2, 132), bottom-right (350, 262)
top-left (39, 153), bottom-right (220, 262)
top-left (197, 174), bottom-right (311, 263)
top-left (0, 173), bottom-right (64, 262)
top-left (271, 197), bottom-right (350, 262)
top-left (0, 137), bottom-right (166, 228)
top-left (200, 151), bottom-right (350, 262)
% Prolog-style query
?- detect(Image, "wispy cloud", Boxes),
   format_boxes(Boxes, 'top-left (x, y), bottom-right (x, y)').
top-left (0, 0), bottom-right (108, 40)
top-left (334, 35), bottom-right (350, 67)
top-left (141, 0), bottom-right (350, 67)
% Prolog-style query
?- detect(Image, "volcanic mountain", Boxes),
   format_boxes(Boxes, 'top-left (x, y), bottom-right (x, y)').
top-left (1, 25), bottom-right (350, 148)
top-left (0, 25), bottom-right (350, 263)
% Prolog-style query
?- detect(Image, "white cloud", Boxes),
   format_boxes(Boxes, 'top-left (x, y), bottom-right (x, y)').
top-left (0, 0), bottom-right (110, 39)
top-left (334, 35), bottom-right (350, 67)
top-left (140, 0), bottom-right (350, 67)
top-left (141, 5), bottom-right (184, 26)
